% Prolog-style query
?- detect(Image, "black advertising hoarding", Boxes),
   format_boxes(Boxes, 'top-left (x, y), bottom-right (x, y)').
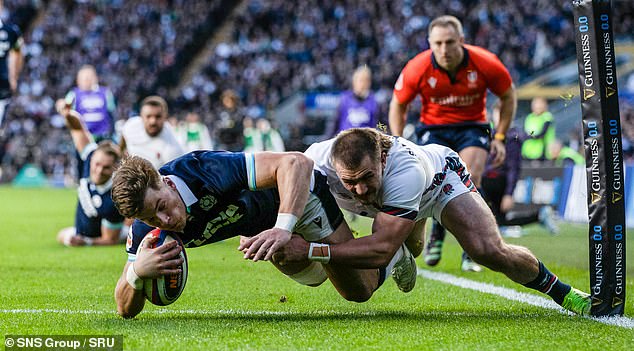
top-left (592, 0), bottom-right (626, 315)
top-left (572, 0), bottom-right (625, 316)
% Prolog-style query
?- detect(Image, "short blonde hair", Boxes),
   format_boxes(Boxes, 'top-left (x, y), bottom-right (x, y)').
top-left (112, 156), bottom-right (161, 218)
top-left (428, 15), bottom-right (464, 37)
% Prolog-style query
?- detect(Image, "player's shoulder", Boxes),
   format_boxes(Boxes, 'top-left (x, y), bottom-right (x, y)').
top-left (405, 49), bottom-right (433, 71)
top-left (122, 116), bottom-right (142, 130)
top-left (465, 44), bottom-right (503, 66)
top-left (386, 138), bottom-right (421, 168)
top-left (160, 150), bottom-right (246, 179)
top-left (305, 139), bottom-right (334, 163)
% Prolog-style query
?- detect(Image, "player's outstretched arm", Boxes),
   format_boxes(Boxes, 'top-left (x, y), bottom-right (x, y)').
top-left (115, 261), bottom-right (146, 319)
top-left (55, 99), bottom-right (92, 154)
top-left (278, 212), bottom-right (415, 268)
top-left (239, 152), bottom-right (314, 261)
top-left (115, 236), bottom-right (183, 318)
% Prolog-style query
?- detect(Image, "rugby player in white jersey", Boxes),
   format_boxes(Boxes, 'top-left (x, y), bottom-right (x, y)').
top-left (120, 96), bottom-right (185, 169)
top-left (252, 128), bottom-right (593, 315)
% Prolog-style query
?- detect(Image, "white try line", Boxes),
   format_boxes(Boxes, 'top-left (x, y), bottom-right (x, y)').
top-left (2, 272), bottom-right (633, 329)
top-left (418, 268), bottom-right (634, 329)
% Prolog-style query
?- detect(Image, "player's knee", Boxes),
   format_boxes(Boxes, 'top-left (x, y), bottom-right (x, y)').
top-left (287, 261), bottom-right (327, 287)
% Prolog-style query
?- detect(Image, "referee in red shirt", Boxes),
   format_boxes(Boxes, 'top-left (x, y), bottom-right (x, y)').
top-left (389, 15), bottom-right (517, 272)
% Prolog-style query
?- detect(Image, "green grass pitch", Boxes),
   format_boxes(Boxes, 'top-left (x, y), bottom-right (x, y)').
top-left (1, 187), bottom-right (633, 350)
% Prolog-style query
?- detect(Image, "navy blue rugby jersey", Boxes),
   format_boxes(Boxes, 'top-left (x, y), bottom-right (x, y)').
top-left (75, 143), bottom-right (124, 237)
top-left (126, 151), bottom-right (281, 259)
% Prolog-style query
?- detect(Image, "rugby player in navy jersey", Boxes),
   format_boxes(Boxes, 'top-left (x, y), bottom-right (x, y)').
top-left (111, 150), bottom-right (416, 318)
top-left (55, 101), bottom-right (125, 246)
top-left (0, 0), bottom-right (23, 128)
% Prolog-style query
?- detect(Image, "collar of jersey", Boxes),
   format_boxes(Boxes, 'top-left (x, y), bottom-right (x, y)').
top-left (165, 175), bottom-right (198, 207)
top-left (92, 178), bottom-right (113, 194)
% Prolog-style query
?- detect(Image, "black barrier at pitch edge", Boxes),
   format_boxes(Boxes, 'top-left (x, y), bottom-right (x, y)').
top-left (572, 0), bottom-right (625, 316)
top-left (593, 0), bottom-right (626, 315)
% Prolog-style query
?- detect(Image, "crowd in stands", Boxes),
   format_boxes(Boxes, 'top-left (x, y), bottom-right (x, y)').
top-left (1, 0), bottom-right (634, 184)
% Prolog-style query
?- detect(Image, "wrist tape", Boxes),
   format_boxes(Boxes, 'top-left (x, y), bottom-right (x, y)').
top-left (126, 263), bottom-right (144, 290)
top-left (274, 213), bottom-right (298, 232)
top-left (308, 243), bottom-right (331, 263)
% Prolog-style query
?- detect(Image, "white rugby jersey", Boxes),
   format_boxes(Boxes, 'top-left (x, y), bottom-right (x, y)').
top-left (305, 136), bottom-right (448, 221)
top-left (122, 116), bottom-right (185, 169)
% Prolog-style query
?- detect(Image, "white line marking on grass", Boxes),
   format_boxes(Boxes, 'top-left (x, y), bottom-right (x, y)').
top-left (418, 268), bottom-right (634, 329)
top-left (0, 308), bottom-right (107, 314)
top-left (0, 308), bottom-right (385, 317)
top-left (3, 272), bottom-right (633, 330)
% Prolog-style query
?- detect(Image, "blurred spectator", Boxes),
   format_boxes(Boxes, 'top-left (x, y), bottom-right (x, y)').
top-left (549, 139), bottom-right (585, 167)
top-left (482, 102), bottom-right (558, 237)
top-left (120, 95), bottom-right (185, 169)
top-left (242, 116), bottom-right (259, 152)
top-left (522, 97), bottom-right (555, 161)
top-left (243, 117), bottom-right (285, 152)
top-left (2, 0), bottom-right (634, 183)
top-left (256, 118), bottom-right (285, 151)
top-left (330, 65), bottom-right (379, 137)
top-left (215, 89), bottom-right (245, 151)
top-left (0, 0), bottom-right (22, 128)
top-left (176, 111), bottom-right (213, 152)
top-left (64, 65), bottom-right (116, 141)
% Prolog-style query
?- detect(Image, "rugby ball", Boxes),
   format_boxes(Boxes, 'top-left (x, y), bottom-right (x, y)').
top-left (141, 228), bottom-right (188, 306)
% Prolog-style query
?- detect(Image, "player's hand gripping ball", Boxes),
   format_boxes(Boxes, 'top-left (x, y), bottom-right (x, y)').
top-left (140, 229), bottom-right (188, 306)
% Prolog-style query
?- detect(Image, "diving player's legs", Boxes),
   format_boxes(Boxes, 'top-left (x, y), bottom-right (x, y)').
top-left (440, 191), bottom-right (591, 315)
top-left (455, 145), bottom-right (489, 272)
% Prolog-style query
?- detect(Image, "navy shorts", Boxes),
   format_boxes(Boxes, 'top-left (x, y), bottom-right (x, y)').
top-left (417, 124), bottom-right (491, 152)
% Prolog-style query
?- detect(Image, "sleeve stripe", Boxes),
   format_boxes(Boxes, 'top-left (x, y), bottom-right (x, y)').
top-left (245, 153), bottom-right (257, 190)
top-left (381, 206), bottom-right (418, 220)
top-left (80, 142), bottom-right (98, 161)
top-left (102, 219), bottom-right (123, 229)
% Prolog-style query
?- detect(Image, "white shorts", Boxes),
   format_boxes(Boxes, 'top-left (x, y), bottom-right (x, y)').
top-left (293, 192), bottom-right (343, 242)
top-left (416, 144), bottom-right (477, 225)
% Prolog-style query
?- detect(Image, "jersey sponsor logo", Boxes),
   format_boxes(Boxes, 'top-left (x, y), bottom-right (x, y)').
top-left (198, 195), bottom-right (217, 211)
top-left (429, 93), bottom-right (481, 107)
top-left (80, 95), bottom-right (106, 110)
top-left (347, 107), bottom-right (371, 125)
top-left (193, 204), bottom-right (244, 246)
top-left (427, 77), bottom-right (437, 89)
top-left (394, 73), bottom-right (404, 90)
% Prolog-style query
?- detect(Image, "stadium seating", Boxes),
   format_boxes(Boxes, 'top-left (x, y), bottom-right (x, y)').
top-left (1, 0), bottom-right (633, 183)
